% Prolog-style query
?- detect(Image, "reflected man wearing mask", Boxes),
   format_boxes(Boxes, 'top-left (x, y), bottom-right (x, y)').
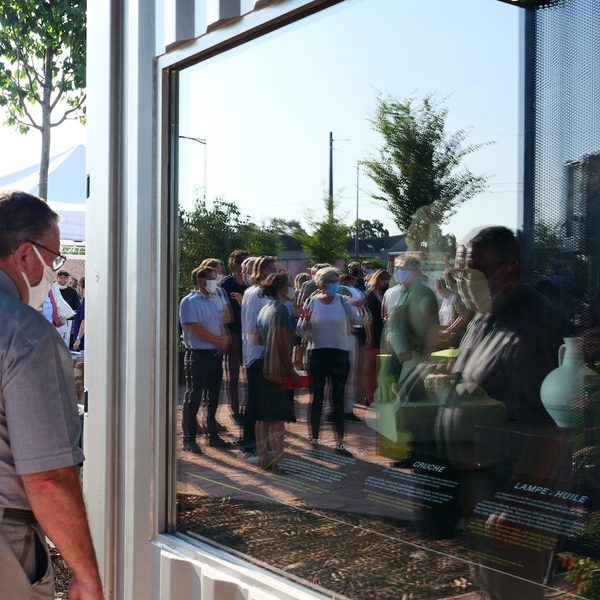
top-left (449, 226), bottom-right (564, 423)
top-left (180, 265), bottom-right (231, 453)
top-left (444, 227), bottom-right (567, 600)
top-left (385, 254), bottom-right (439, 383)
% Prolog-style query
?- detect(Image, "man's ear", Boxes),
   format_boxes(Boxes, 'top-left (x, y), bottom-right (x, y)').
top-left (11, 241), bottom-right (32, 270)
top-left (12, 242), bottom-right (43, 283)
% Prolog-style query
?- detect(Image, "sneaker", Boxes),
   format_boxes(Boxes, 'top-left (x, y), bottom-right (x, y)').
top-left (335, 443), bottom-right (353, 458)
top-left (208, 436), bottom-right (232, 448)
top-left (232, 413), bottom-right (245, 427)
top-left (183, 440), bottom-right (203, 455)
top-left (344, 412), bottom-right (363, 423)
top-left (241, 452), bottom-right (260, 465)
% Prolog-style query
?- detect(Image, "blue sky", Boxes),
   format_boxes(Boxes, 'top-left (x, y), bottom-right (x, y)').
top-left (0, 0), bottom-right (523, 245)
top-left (179, 0), bottom-right (522, 243)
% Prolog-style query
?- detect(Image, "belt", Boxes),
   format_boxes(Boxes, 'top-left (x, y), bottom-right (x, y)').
top-left (2, 508), bottom-right (37, 524)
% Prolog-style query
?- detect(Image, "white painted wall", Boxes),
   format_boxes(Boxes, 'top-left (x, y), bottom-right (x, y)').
top-left (86, 1), bottom-right (339, 598)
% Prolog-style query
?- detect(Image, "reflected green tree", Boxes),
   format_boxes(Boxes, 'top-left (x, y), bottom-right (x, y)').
top-left (363, 93), bottom-right (489, 250)
top-left (178, 198), bottom-right (281, 298)
top-left (300, 195), bottom-right (349, 264)
top-left (268, 218), bottom-right (308, 239)
top-left (353, 219), bottom-right (389, 239)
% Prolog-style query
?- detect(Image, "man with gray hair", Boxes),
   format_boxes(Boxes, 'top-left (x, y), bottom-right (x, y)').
top-left (0, 191), bottom-right (102, 599)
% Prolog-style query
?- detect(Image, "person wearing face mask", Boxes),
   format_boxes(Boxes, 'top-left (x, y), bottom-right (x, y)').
top-left (54, 269), bottom-right (80, 347)
top-left (384, 254), bottom-right (439, 384)
top-left (180, 266), bottom-right (232, 452)
top-left (296, 267), bottom-right (367, 456)
top-left (0, 191), bottom-right (103, 599)
top-left (199, 257), bottom-right (231, 319)
top-left (197, 258), bottom-right (232, 435)
top-left (296, 262), bottom-right (331, 308)
top-left (445, 232), bottom-right (568, 600)
top-left (450, 226), bottom-right (565, 423)
top-left (239, 256), bottom-right (277, 459)
top-left (56, 269), bottom-right (80, 312)
top-left (437, 268), bottom-right (472, 348)
top-left (220, 250), bottom-right (250, 427)
top-left (255, 272), bottom-right (297, 470)
top-left (381, 260), bottom-right (407, 321)
top-left (348, 261), bottom-right (366, 291)
top-left (363, 269), bottom-right (391, 405)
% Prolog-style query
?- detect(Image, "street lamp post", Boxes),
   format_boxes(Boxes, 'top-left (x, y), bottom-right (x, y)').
top-left (179, 135), bottom-right (207, 200)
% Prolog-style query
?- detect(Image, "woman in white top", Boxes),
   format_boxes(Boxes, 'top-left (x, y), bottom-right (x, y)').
top-left (296, 267), bottom-right (365, 456)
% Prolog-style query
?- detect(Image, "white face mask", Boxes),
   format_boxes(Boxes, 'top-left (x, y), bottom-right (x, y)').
top-left (22, 245), bottom-right (55, 309)
top-left (215, 275), bottom-right (224, 285)
top-left (451, 269), bottom-right (492, 313)
top-left (205, 279), bottom-right (218, 293)
top-left (394, 267), bottom-right (414, 286)
top-left (285, 286), bottom-right (296, 300)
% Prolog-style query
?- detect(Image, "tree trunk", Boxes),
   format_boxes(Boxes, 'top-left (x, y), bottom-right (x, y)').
top-left (38, 45), bottom-right (54, 200)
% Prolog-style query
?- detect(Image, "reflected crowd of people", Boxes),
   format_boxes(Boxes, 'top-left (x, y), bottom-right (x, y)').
top-left (178, 225), bottom-right (587, 473)
top-left (178, 226), bottom-right (600, 597)
top-left (179, 227), bottom-right (599, 500)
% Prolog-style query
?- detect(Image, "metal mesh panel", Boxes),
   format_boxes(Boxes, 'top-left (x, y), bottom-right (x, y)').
top-left (532, 0), bottom-right (600, 300)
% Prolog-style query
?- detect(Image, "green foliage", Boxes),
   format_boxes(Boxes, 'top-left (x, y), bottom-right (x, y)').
top-left (363, 93), bottom-right (489, 249)
top-left (239, 222), bottom-right (282, 257)
top-left (0, 0), bottom-right (86, 196)
top-left (353, 219), bottom-right (389, 239)
top-left (301, 194), bottom-right (349, 264)
top-left (0, 0), bottom-right (86, 129)
top-left (559, 553), bottom-right (600, 599)
top-left (268, 218), bottom-right (307, 239)
top-left (178, 198), bottom-right (281, 298)
top-left (533, 219), bottom-right (590, 300)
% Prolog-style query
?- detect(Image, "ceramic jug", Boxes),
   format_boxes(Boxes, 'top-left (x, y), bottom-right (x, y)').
top-left (540, 337), bottom-right (600, 428)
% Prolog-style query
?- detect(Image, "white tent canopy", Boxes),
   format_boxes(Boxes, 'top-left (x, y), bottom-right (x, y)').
top-left (0, 145), bottom-right (86, 242)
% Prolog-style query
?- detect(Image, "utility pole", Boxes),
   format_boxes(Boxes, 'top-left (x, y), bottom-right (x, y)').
top-left (329, 131), bottom-right (333, 203)
top-left (355, 160), bottom-right (360, 258)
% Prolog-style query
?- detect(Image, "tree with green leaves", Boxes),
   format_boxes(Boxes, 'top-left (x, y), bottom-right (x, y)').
top-left (363, 93), bottom-right (488, 250)
top-left (353, 219), bottom-right (389, 239)
top-left (300, 194), bottom-right (349, 264)
top-left (178, 198), bottom-right (281, 298)
top-left (0, 0), bottom-right (86, 199)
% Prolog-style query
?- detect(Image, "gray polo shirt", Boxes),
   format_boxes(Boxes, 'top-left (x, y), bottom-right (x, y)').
top-left (179, 290), bottom-right (225, 350)
top-left (0, 270), bottom-right (83, 509)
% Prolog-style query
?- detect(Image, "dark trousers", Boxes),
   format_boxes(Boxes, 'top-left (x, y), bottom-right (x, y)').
top-left (182, 349), bottom-right (223, 440)
top-left (241, 359), bottom-right (262, 451)
top-left (226, 332), bottom-right (243, 415)
top-left (309, 348), bottom-right (350, 441)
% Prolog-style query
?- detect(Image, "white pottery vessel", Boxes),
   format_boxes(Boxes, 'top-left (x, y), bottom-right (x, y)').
top-left (540, 337), bottom-right (600, 428)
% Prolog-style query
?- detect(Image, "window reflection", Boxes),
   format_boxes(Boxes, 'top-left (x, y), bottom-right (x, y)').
top-left (172, 1), bottom-right (599, 598)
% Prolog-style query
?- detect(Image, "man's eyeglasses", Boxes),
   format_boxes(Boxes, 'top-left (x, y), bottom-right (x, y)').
top-left (26, 241), bottom-right (67, 271)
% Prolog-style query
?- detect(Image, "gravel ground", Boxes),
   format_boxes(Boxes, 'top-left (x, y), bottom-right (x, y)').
top-left (178, 494), bottom-right (478, 600)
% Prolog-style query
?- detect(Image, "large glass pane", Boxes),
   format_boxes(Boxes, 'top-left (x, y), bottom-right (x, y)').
top-left (171, 1), bottom-right (599, 598)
